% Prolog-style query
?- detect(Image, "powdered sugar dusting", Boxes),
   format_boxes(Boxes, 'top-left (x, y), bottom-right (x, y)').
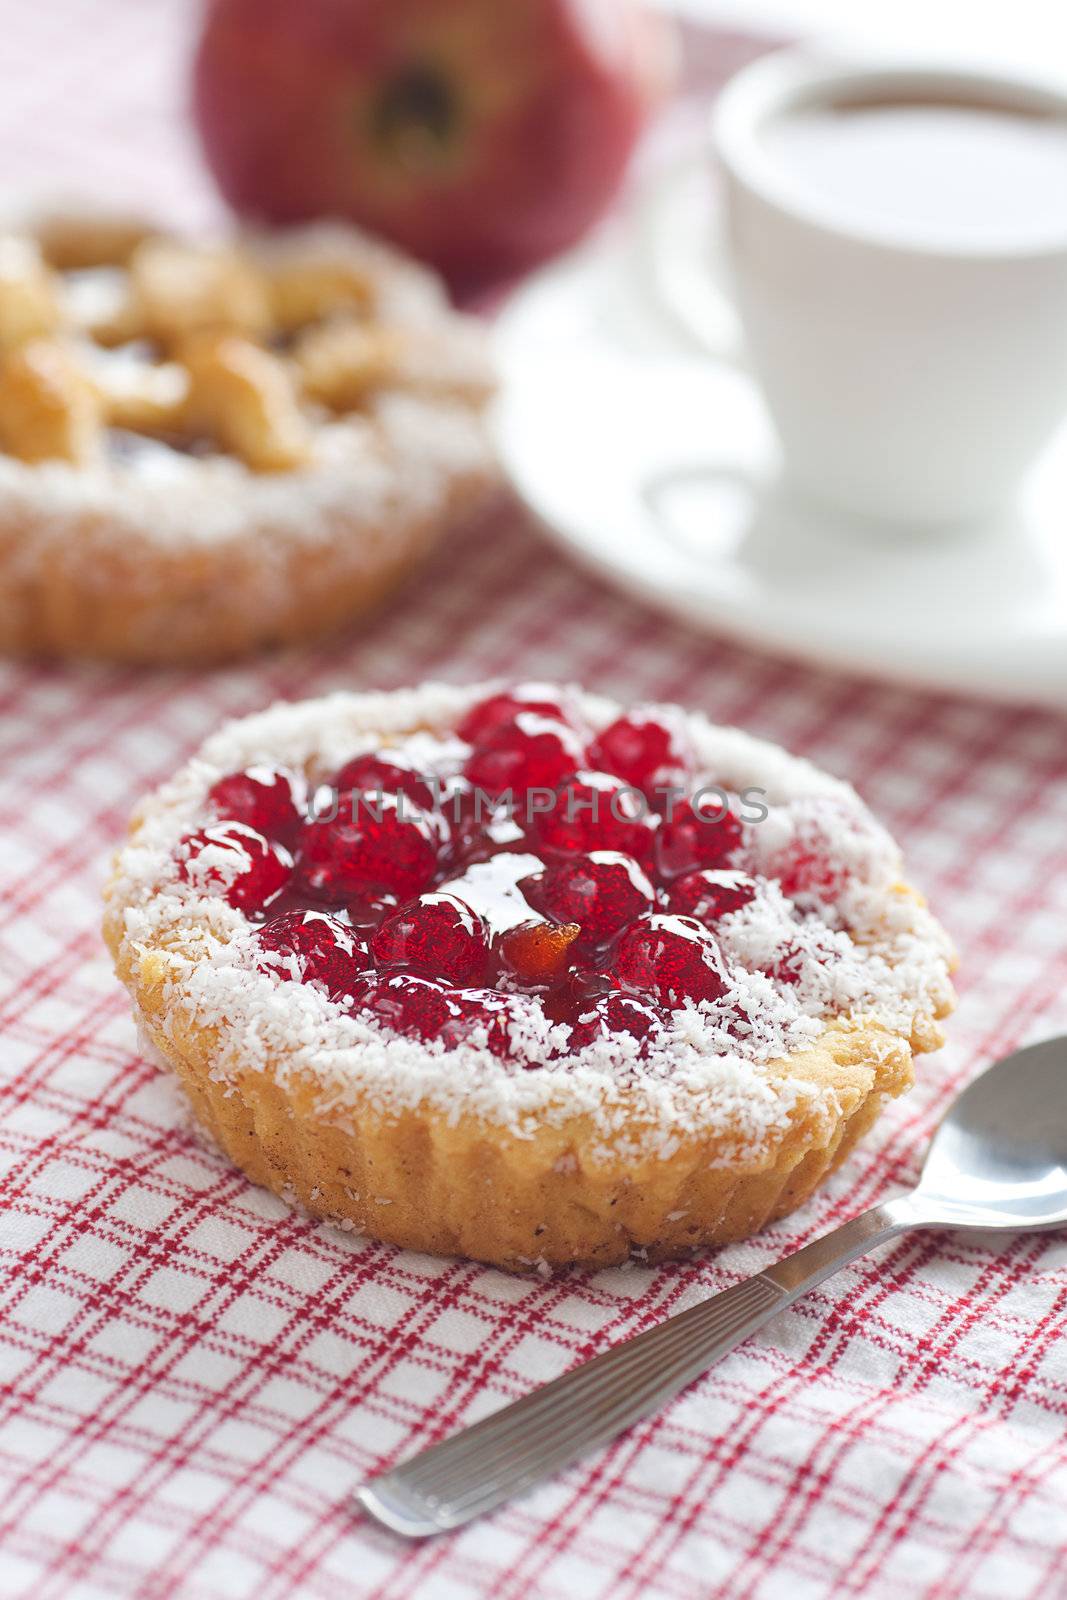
top-left (0, 391), bottom-right (489, 553)
top-left (107, 683), bottom-right (955, 1162)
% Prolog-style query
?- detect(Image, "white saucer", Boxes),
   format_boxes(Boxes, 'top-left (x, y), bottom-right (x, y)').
top-left (491, 161), bottom-right (1067, 710)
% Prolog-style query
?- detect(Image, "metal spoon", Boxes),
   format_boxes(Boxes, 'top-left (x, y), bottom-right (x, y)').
top-left (356, 1034), bottom-right (1067, 1538)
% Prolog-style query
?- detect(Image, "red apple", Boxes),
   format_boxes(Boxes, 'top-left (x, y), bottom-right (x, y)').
top-left (192, 0), bottom-right (672, 295)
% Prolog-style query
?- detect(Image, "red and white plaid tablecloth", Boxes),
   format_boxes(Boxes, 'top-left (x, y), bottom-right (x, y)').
top-left (2, 5), bottom-right (1067, 1597)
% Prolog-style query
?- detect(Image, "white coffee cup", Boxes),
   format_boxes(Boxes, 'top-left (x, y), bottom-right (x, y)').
top-left (711, 51), bottom-right (1067, 526)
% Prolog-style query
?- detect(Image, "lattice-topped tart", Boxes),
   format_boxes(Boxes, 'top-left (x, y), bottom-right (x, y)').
top-left (0, 213), bottom-right (494, 661)
top-left (104, 682), bottom-right (955, 1270)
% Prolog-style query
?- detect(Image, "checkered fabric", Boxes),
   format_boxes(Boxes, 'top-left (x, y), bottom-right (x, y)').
top-left (2, 5), bottom-right (1067, 1598)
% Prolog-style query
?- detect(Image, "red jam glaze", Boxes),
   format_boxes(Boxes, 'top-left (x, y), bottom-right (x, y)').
top-left (523, 851), bottom-right (654, 948)
top-left (463, 712), bottom-right (588, 799)
top-left (373, 892), bottom-right (491, 986)
top-left (177, 822), bottom-right (292, 914)
top-left (294, 792), bottom-right (443, 903)
top-left (345, 890), bottom-right (400, 931)
top-left (207, 766), bottom-right (304, 849)
top-left (254, 910), bottom-right (371, 1001)
top-left (193, 689), bottom-right (843, 1062)
top-left (654, 798), bottom-right (742, 880)
top-left (438, 781), bottom-right (527, 870)
top-left (361, 973), bottom-right (461, 1041)
top-left (666, 869), bottom-right (757, 922)
top-left (541, 972), bottom-right (611, 1028)
top-left (528, 771), bottom-right (654, 859)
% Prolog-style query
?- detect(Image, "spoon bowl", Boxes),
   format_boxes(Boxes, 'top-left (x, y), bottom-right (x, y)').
top-left (916, 1035), bottom-right (1067, 1230)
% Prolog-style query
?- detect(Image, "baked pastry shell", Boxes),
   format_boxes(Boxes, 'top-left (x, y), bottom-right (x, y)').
top-left (103, 683), bottom-right (954, 1271)
top-left (104, 916), bottom-right (947, 1273)
top-left (0, 464), bottom-right (493, 663)
top-left (0, 217), bottom-right (497, 663)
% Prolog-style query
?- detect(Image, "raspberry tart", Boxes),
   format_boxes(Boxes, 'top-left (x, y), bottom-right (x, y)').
top-left (0, 212), bottom-right (494, 662)
top-left (104, 683), bottom-right (955, 1270)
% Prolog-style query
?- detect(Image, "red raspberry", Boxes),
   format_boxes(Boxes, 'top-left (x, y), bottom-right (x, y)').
top-left (528, 772), bottom-right (653, 858)
top-left (295, 793), bottom-right (442, 903)
top-left (373, 893), bottom-right (491, 986)
top-left (773, 825), bottom-right (850, 904)
top-left (654, 799), bottom-right (742, 881)
top-left (768, 944), bottom-right (804, 986)
top-left (463, 713), bottom-right (588, 800)
top-left (779, 849), bottom-right (842, 903)
top-left (763, 800), bottom-right (873, 908)
top-left (360, 974), bottom-right (459, 1041)
top-left (439, 780), bottom-right (523, 869)
top-left (437, 776), bottom-right (484, 830)
top-left (254, 910), bottom-right (370, 1001)
top-left (667, 869), bottom-right (757, 922)
top-left (332, 752), bottom-right (434, 810)
top-left (568, 992), bottom-right (667, 1052)
top-left (588, 707), bottom-right (694, 799)
top-left (523, 851), bottom-right (654, 948)
top-left (458, 683), bottom-right (579, 745)
top-left (176, 823), bottom-right (291, 914)
top-left (440, 989), bottom-right (521, 1059)
top-left (207, 765), bottom-right (304, 848)
top-left (497, 919), bottom-right (581, 986)
top-left (612, 914), bottom-right (728, 1007)
top-left (360, 976), bottom-right (519, 1059)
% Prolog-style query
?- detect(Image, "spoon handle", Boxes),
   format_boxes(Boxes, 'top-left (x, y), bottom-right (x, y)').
top-left (355, 1194), bottom-right (919, 1538)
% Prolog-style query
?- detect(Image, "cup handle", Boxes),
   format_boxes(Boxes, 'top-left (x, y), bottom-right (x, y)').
top-left (633, 155), bottom-right (745, 365)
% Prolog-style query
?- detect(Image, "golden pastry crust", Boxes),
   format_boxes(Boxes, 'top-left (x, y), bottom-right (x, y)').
top-left (113, 929), bottom-right (935, 1270)
top-left (103, 684), bottom-right (956, 1270)
top-left (0, 479), bottom-right (484, 662)
top-left (0, 215), bottom-right (496, 663)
